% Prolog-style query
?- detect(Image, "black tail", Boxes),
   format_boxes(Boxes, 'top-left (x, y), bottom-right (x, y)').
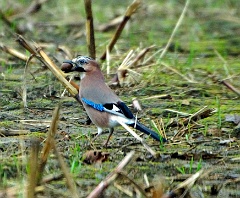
top-left (129, 122), bottom-right (167, 142)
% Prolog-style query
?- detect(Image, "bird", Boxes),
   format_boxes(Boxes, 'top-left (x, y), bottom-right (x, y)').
top-left (62, 55), bottom-right (167, 146)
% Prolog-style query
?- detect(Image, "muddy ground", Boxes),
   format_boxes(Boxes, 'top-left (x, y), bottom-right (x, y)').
top-left (0, 0), bottom-right (240, 197)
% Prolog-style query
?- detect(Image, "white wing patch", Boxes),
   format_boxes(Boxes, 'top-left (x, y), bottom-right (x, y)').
top-left (108, 115), bottom-right (134, 128)
top-left (112, 104), bottom-right (121, 112)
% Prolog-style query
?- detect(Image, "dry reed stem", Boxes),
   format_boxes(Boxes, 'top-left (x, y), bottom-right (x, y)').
top-left (157, 118), bottom-right (167, 140)
top-left (41, 173), bottom-right (64, 184)
top-left (16, 35), bottom-right (38, 55)
top-left (163, 109), bottom-right (191, 117)
top-left (0, 129), bottom-right (30, 136)
top-left (100, 0), bottom-right (141, 60)
top-left (84, 0), bottom-right (96, 59)
top-left (214, 49), bottom-right (231, 80)
top-left (25, 0), bottom-right (48, 14)
top-left (219, 62), bottom-right (240, 95)
top-left (168, 106), bottom-right (214, 128)
top-left (97, 15), bottom-right (123, 32)
top-left (0, 44), bottom-right (29, 61)
top-left (211, 73), bottom-right (240, 96)
top-left (130, 45), bottom-right (155, 67)
top-left (220, 80), bottom-right (240, 96)
top-left (87, 151), bottom-right (135, 198)
top-left (61, 75), bottom-right (75, 97)
top-left (10, 0), bottom-right (48, 20)
top-left (0, 10), bottom-right (23, 34)
top-left (161, 61), bottom-right (197, 83)
top-left (36, 47), bottom-right (65, 76)
top-left (37, 104), bottom-right (61, 184)
top-left (39, 103), bottom-right (79, 197)
top-left (142, 94), bottom-right (172, 101)
top-left (22, 54), bottom-right (35, 108)
top-left (172, 169), bottom-right (204, 196)
top-left (115, 172), bottom-right (148, 197)
top-left (116, 50), bottom-right (141, 85)
top-left (118, 45), bottom-right (155, 72)
top-left (118, 49), bottom-right (135, 71)
top-left (113, 183), bottom-right (133, 197)
top-left (37, 48), bottom-right (79, 96)
top-left (159, 0), bottom-right (190, 60)
top-left (52, 141), bottom-right (79, 198)
top-left (117, 120), bottom-right (156, 157)
top-left (16, 35), bottom-right (79, 97)
top-left (26, 139), bottom-right (40, 198)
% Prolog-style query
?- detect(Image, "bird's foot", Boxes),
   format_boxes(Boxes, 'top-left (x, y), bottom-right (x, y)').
top-left (102, 140), bottom-right (110, 148)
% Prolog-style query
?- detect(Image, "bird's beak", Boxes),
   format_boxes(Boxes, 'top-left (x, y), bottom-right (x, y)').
top-left (63, 60), bottom-right (76, 71)
top-left (61, 60), bottom-right (86, 73)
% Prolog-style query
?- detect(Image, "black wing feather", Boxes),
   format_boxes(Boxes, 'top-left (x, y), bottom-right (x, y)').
top-left (117, 101), bottom-right (134, 119)
top-left (103, 101), bottom-right (134, 119)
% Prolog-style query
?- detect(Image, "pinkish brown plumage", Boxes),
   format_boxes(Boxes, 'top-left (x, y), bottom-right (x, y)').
top-left (62, 56), bottom-right (166, 146)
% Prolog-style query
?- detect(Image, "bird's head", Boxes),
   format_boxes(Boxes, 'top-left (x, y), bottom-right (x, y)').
top-left (61, 56), bottom-right (94, 73)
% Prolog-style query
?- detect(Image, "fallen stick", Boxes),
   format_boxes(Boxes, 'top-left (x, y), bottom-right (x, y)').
top-left (16, 35), bottom-right (79, 98)
top-left (0, 9), bottom-right (23, 34)
top-left (100, 0), bottom-right (141, 60)
top-left (87, 151), bottom-right (135, 198)
top-left (52, 140), bottom-right (79, 198)
top-left (37, 103), bottom-right (79, 198)
top-left (26, 139), bottom-right (40, 198)
top-left (84, 0), bottom-right (96, 59)
top-left (117, 120), bottom-right (157, 157)
top-left (167, 106), bottom-right (215, 128)
top-left (220, 79), bottom-right (240, 96)
top-left (0, 44), bottom-right (29, 61)
top-left (37, 104), bottom-right (61, 183)
top-left (0, 129), bottom-right (30, 136)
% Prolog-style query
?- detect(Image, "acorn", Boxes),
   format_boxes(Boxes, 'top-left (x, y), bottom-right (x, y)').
top-left (61, 62), bottom-right (73, 73)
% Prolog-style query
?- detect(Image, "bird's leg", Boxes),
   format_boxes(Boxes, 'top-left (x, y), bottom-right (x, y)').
top-left (103, 128), bottom-right (114, 147)
top-left (91, 127), bottom-right (103, 143)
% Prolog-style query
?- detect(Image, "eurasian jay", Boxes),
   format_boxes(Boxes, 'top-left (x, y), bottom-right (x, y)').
top-left (62, 56), bottom-right (167, 146)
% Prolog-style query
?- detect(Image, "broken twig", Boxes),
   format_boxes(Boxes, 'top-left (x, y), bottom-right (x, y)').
top-left (87, 151), bottom-right (135, 198)
top-left (84, 0), bottom-right (96, 59)
top-left (100, 0), bottom-right (141, 60)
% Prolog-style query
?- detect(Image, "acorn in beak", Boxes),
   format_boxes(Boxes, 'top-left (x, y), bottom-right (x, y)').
top-left (61, 60), bottom-right (86, 73)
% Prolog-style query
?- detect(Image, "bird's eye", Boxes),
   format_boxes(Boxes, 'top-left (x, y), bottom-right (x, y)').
top-left (79, 59), bottom-right (86, 64)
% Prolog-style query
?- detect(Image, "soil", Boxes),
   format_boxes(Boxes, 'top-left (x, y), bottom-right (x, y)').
top-left (0, 0), bottom-right (240, 197)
